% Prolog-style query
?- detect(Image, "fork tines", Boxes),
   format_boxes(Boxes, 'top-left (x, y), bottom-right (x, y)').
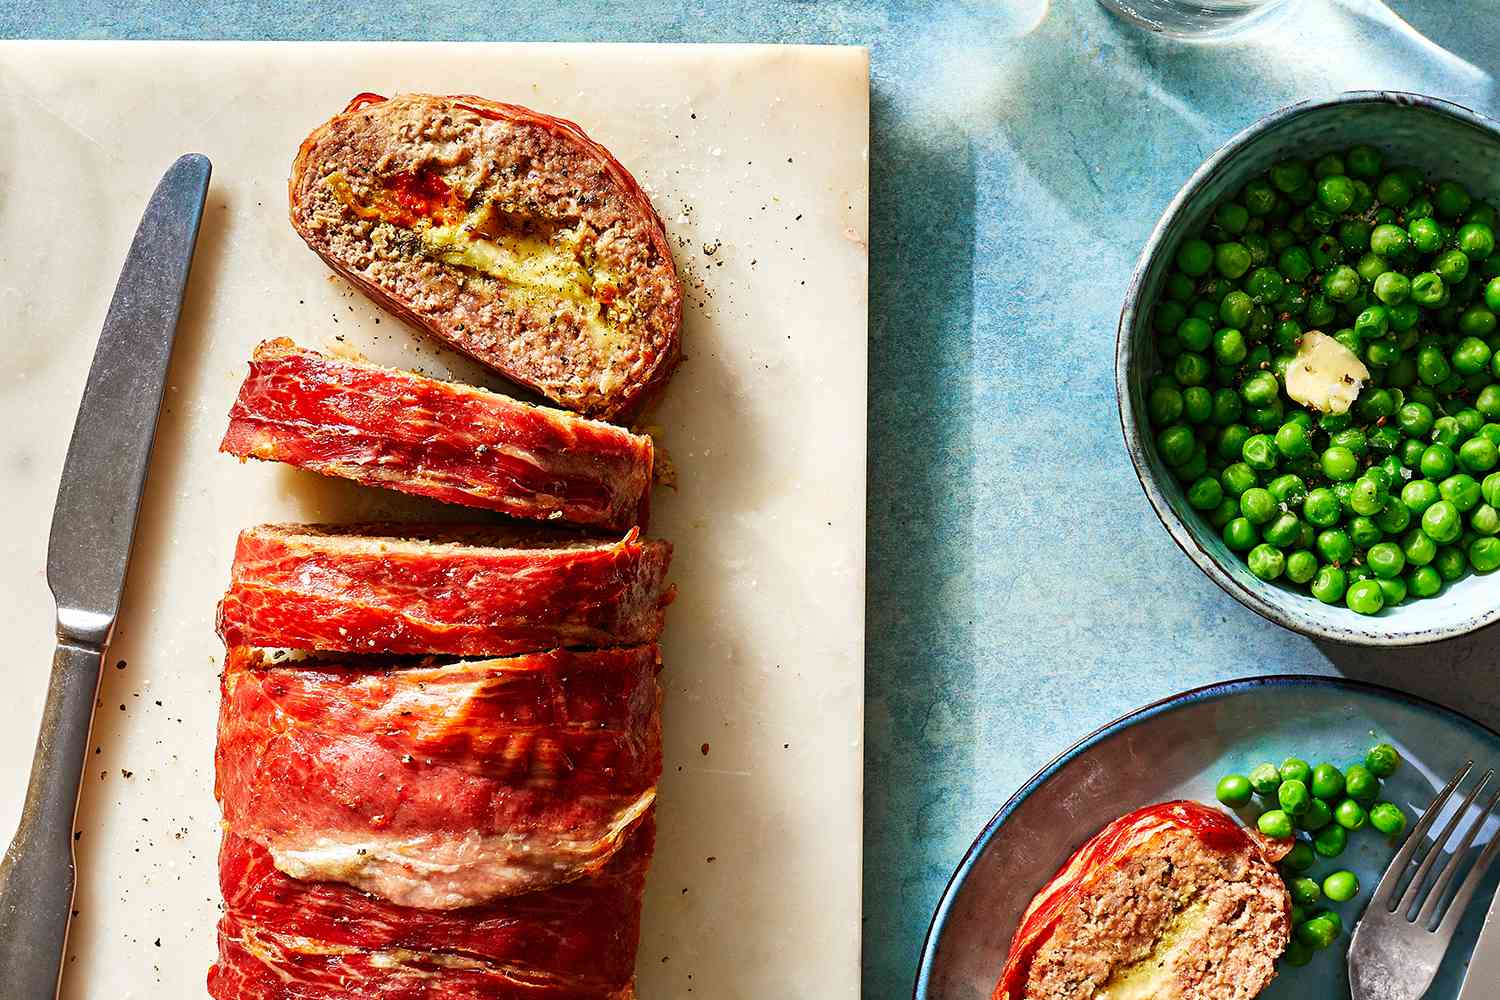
top-left (1372, 760), bottom-right (1500, 934)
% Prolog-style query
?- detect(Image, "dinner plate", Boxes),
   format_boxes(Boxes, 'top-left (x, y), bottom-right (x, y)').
top-left (915, 675), bottom-right (1500, 1000)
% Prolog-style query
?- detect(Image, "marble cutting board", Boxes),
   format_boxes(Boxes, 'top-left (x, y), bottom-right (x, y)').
top-left (0, 41), bottom-right (867, 999)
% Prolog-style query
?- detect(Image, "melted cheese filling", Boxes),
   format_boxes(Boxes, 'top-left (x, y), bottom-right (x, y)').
top-left (1095, 898), bottom-right (1210, 1000)
top-left (325, 171), bottom-right (633, 367)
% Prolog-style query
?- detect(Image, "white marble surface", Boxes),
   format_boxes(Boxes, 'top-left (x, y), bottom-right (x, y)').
top-left (0, 41), bottom-right (867, 999)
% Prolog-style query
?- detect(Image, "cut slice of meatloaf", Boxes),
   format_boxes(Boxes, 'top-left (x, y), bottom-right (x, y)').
top-left (215, 523), bottom-right (673, 656)
top-left (216, 645), bottom-right (661, 909)
top-left (994, 800), bottom-right (1291, 1000)
top-left (207, 821), bottom-right (651, 1000)
top-left (221, 339), bottom-right (654, 532)
top-left (289, 92), bottom-right (682, 422)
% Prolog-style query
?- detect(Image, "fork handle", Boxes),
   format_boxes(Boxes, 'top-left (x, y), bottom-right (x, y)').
top-left (1457, 885), bottom-right (1500, 999)
top-left (0, 640), bottom-right (105, 999)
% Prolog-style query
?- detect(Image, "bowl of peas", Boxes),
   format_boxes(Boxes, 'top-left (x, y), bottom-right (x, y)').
top-left (1118, 91), bottom-right (1500, 643)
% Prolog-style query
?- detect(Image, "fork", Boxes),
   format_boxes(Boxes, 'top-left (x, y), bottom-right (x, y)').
top-left (1348, 761), bottom-right (1500, 1000)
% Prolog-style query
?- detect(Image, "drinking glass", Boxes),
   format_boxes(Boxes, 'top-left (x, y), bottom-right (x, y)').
top-left (1097, 0), bottom-right (1292, 40)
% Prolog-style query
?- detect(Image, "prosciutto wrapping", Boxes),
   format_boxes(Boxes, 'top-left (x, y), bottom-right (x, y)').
top-left (216, 523), bottom-right (673, 656)
top-left (216, 645), bottom-right (661, 910)
top-left (220, 340), bottom-right (654, 532)
top-left (994, 800), bottom-right (1290, 1000)
top-left (207, 822), bottom-right (652, 999)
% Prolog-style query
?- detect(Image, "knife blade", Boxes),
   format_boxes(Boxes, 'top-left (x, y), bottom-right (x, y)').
top-left (0, 153), bottom-right (211, 999)
top-left (1457, 880), bottom-right (1500, 1000)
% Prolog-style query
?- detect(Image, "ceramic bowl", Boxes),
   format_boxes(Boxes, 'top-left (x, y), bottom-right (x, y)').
top-left (914, 675), bottom-right (1500, 1000)
top-left (1118, 92), bottom-right (1500, 645)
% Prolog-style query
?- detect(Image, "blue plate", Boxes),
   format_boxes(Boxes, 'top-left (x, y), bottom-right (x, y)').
top-left (915, 676), bottom-right (1500, 1000)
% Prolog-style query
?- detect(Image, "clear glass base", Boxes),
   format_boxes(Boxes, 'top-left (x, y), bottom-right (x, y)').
top-left (1098, 0), bottom-right (1292, 40)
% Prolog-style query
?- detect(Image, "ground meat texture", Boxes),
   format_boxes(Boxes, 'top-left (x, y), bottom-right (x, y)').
top-left (289, 93), bottom-right (682, 422)
top-left (215, 523), bottom-right (674, 656)
top-left (220, 339), bottom-right (654, 531)
top-left (207, 820), bottom-right (652, 999)
top-left (996, 801), bottom-right (1291, 1000)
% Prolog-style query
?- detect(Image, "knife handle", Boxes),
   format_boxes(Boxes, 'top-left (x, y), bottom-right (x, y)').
top-left (0, 640), bottom-right (105, 999)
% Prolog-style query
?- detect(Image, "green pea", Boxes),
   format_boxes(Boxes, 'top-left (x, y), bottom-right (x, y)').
top-left (1436, 179), bottom-right (1473, 219)
top-left (1283, 840), bottom-right (1316, 874)
top-left (1335, 798), bottom-right (1368, 830)
top-left (1262, 513), bottom-right (1301, 548)
top-left (1350, 476), bottom-right (1386, 516)
top-left (1420, 443), bottom-right (1456, 480)
top-left (1290, 875), bottom-right (1322, 906)
top-left (1177, 238), bottom-right (1213, 276)
top-left (1215, 774), bottom-right (1254, 808)
top-left (1441, 473), bottom-right (1482, 511)
top-left (1278, 778), bottom-right (1311, 816)
top-left (1374, 498), bottom-right (1411, 534)
top-left (1285, 550), bottom-right (1318, 585)
top-left (1345, 578), bottom-right (1385, 615)
top-left (1240, 487), bottom-right (1277, 524)
top-left (1344, 764), bottom-right (1379, 802)
top-left (1418, 343), bottom-right (1452, 384)
top-left (1379, 575), bottom-right (1409, 607)
top-left (1299, 796), bottom-right (1333, 831)
top-left (1472, 503), bottom-right (1500, 535)
top-left (1461, 305), bottom-right (1498, 338)
top-left (1242, 434), bottom-right (1279, 472)
top-left (1283, 938), bottom-right (1314, 967)
top-left (1221, 462), bottom-right (1258, 496)
top-left (1410, 217), bottom-right (1445, 254)
top-left (1422, 499), bottom-right (1463, 543)
top-left (1325, 264), bottom-right (1361, 302)
top-left (1365, 743), bottom-right (1400, 778)
top-left (1374, 269), bottom-right (1410, 304)
top-left (1460, 436), bottom-right (1500, 473)
top-left (1314, 822), bottom-right (1348, 858)
top-left (1408, 564), bottom-right (1443, 597)
top-left (1174, 350), bottom-right (1211, 386)
top-left (1258, 809), bottom-right (1294, 839)
top-left (1484, 470), bottom-right (1500, 508)
top-left (1404, 527), bottom-right (1439, 566)
top-left (1223, 517), bottom-right (1259, 551)
top-left (1187, 476), bottom-right (1224, 511)
top-left (1376, 170), bottom-right (1412, 206)
top-left (1311, 565), bottom-right (1347, 604)
top-left (1241, 371), bottom-right (1280, 407)
top-left (1302, 487), bottom-right (1341, 526)
top-left (1471, 535), bottom-right (1500, 572)
top-left (1310, 763), bottom-right (1345, 800)
top-left (1215, 241), bottom-right (1252, 279)
top-left (1247, 543), bottom-right (1286, 581)
top-left (1248, 762), bottom-right (1282, 796)
top-left (1321, 445), bottom-right (1359, 482)
top-left (1437, 544), bottom-right (1468, 581)
top-left (1369, 801), bottom-right (1408, 837)
top-left (1296, 910), bottom-right (1343, 950)
top-left (1317, 529), bottom-right (1355, 565)
top-left (1323, 870), bottom-right (1360, 903)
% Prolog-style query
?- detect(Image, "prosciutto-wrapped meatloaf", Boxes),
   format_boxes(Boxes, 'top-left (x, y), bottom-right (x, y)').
top-left (208, 822), bottom-right (653, 1000)
top-left (221, 339), bottom-right (654, 531)
top-left (994, 801), bottom-right (1291, 1000)
top-left (289, 93), bottom-right (682, 422)
top-left (216, 523), bottom-right (673, 656)
top-left (216, 645), bottom-right (661, 910)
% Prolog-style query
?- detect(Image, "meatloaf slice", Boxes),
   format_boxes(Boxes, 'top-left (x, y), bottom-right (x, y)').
top-left (995, 801), bottom-right (1291, 1000)
top-left (216, 645), bottom-right (661, 909)
top-left (289, 92), bottom-right (682, 422)
top-left (207, 821), bottom-right (652, 1000)
top-left (221, 339), bottom-right (654, 532)
top-left (215, 523), bottom-right (673, 656)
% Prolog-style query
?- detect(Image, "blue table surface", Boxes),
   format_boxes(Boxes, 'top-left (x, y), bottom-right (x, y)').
top-left (11, 0), bottom-right (1500, 995)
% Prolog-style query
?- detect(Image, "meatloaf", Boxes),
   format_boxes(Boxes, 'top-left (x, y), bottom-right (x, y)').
top-left (994, 801), bottom-right (1291, 1000)
top-left (216, 523), bottom-right (673, 656)
top-left (216, 645), bottom-right (661, 910)
top-left (221, 339), bottom-right (654, 531)
top-left (289, 93), bottom-right (682, 422)
top-left (208, 822), bottom-right (652, 1000)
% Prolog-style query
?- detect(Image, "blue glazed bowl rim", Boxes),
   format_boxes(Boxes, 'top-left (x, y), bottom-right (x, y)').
top-left (1115, 91), bottom-right (1500, 646)
top-left (911, 672), bottom-right (1500, 1000)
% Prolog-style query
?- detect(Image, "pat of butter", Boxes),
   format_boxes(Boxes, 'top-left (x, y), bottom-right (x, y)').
top-left (1285, 331), bottom-right (1370, 414)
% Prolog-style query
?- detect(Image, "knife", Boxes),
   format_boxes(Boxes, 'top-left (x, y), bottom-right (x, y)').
top-left (0, 153), bottom-right (211, 999)
top-left (1457, 880), bottom-right (1500, 999)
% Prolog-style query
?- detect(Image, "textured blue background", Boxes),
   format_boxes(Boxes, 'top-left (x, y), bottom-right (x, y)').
top-left (9, 1), bottom-right (1500, 996)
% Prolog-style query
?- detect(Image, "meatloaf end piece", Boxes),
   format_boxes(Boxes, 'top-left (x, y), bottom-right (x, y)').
top-left (207, 820), bottom-right (652, 1000)
top-left (215, 645), bottom-right (661, 908)
top-left (289, 92), bottom-right (682, 422)
top-left (215, 522), bottom-right (673, 656)
top-left (995, 800), bottom-right (1291, 1000)
top-left (221, 338), bottom-right (654, 531)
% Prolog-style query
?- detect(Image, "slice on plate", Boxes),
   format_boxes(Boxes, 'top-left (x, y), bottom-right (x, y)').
top-left (221, 339), bottom-right (654, 531)
top-left (994, 800), bottom-right (1291, 1000)
top-left (216, 523), bottom-right (673, 656)
top-left (215, 644), bottom-right (662, 909)
top-left (289, 92), bottom-right (683, 422)
top-left (208, 821), bottom-right (652, 1000)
